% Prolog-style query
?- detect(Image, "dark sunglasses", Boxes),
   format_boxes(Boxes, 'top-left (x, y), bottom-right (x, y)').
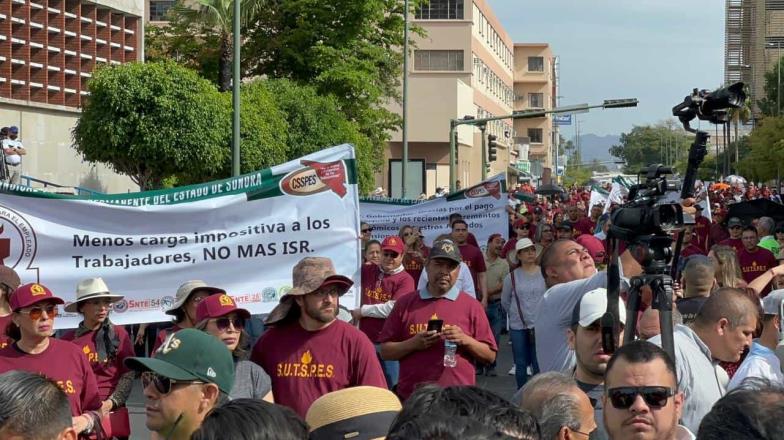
top-left (141, 371), bottom-right (204, 395)
top-left (214, 316), bottom-right (244, 332)
top-left (607, 386), bottom-right (675, 409)
top-left (729, 225), bottom-right (742, 229)
top-left (19, 304), bottom-right (59, 320)
top-left (361, 228), bottom-right (374, 233)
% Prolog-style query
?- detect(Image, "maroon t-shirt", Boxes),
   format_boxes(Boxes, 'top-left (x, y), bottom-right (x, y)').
top-left (61, 324), bottom-right (135, 401)
top-left (0, 338), bottom-right (101, 416)
top-left (709, 223), bottom-right (729, 248)
top-left (403, 247), bottom-right (429, 285)
top-left (694, 216), bottom-right (711, 252)
top-left (681, 243), bottom-right (706, 259)
top-left (378, 290), bottom-right (497, 401)
top-left (0, 314), bottom-right (12, 349)
top-left (720, 238), bottom-right (744, 254)
top-left (458, 244), bottom-right (487, 290)
top-left (466, 232), bottom-right (479, 248)
top-left (574, 218), bottom-right (595, 236)
top-left (251, 319), bottom-right (386, 418)
top-left (360, 265), bottom-right (416, 343)
top-left (738, 247), bottom-right (778, 295)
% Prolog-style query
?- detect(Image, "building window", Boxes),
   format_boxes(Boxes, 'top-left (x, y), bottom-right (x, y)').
top-left (528, 93), bottom-right (544, 108)
top-left (528, 128), bottom-right (543, 144)
top-left (149, 0), bottom-right (175, 21)
top-left (415, 0), bottom-right (464, 19)
top-left (414, 50), bottom-right (464, 71)
top-left (528, 56), bottom-right (544, 72)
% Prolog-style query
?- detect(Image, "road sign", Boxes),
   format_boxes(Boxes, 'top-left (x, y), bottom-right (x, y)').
top-left (554, 114), bottom-right (572, 125)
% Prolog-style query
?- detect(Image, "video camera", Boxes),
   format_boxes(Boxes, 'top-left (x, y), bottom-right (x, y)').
top-left (601, 82), bottom-right (747, 363)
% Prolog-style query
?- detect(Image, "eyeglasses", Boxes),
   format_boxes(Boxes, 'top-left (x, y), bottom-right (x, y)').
top-left (382, 251), bottom-right (400, 259)
top-left (141, 371), bottom-right (204, 395)
top-left (607, 386), bottom-right (675, 409)
top-left (18, 304), bottom-right (59, 320)
top-left (311, 286), bottom-right (342, 299)
top-left (213, 316), bottom-right (245, 332)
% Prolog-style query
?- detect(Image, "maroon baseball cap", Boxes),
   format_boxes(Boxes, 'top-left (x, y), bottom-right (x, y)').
top-left (381, 235), bottom-right (404, 255)
top-left (196, 293), bottom-right (251, 323)
top-left (9, 282), bottom-right (64, 312)
top-left (575, 234), bottom-right (607, 264)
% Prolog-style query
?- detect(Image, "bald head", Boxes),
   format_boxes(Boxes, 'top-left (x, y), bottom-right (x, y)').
top-left (682, 256), bottom-right (716, 298)
top-left (693, 287), bottom-right (760, 329)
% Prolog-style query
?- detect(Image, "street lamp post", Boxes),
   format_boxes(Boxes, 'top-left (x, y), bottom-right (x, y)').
top-left (401, 0), bottom-right (410, 199)
top-left (447, 99), bottom-right (638, 192)
top-left (231, 0), bottom-right (241, 177)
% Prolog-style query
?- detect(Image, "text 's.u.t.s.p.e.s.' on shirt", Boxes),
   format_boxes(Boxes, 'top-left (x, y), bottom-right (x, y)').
top-left (0, 338), bottom-right (101, 416)
top-left (359, 264), bottom-right (416, 343)
top-left (251, 319), bottom-right (386, 418)
top-left (378, 287), bottom-right (497, 400)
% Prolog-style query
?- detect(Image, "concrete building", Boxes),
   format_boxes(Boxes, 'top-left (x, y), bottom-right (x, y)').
top-left (513, 43), bottom-right (555, 178)
top-left (382, 0), bottom-right (517, 198)
top-left (0, 0), bottom-right (141, 193)
top-left (724, 0), bottom-right (784, 120)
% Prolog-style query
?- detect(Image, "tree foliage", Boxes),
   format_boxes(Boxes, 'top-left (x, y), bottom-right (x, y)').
top-left (609, 121), bottom-right (693, 173)
top-left (145, 22), bottom-right (221, 86)
top-left (73, 61), bottom-right (229, 190)
top-left (738, 117), bottom-right (784, 182)
top-left (758, 56), bottom-right (784, 117)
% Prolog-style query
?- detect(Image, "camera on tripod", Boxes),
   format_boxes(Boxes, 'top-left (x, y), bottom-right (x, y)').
top-left (601, 82), bottom-right (747, 364)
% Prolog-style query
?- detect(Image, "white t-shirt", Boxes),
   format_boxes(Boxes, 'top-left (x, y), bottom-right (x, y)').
top-left (727, 341), bottom-right (784, 391)
top-left (417, 262), bottom-right (476, 298)
top-left (1, 139), bottom-right (23, 165)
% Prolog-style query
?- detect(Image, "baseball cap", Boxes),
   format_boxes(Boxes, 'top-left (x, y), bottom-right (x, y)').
top-left (728, 217), bottom-right (743, 227)
top-left (427, 239), bottom-right (462, 264)
top-left (381, 235), bottom-right (404, 255)
top-left (165, 281), bottom-right (225, 315)
top-left (575, 234), bottom-right (607, 264)
top-left (8, 126), bottom-right (18, 134)
top-left (557, 222), bottom-right (573, 231)
top-left (9, 283), bottom-right (64, 312)
top-left (571, 287), bottom-right (626, 327)
top-left (513, 219), bottom-right (529, 229)
top-left (195, 293), bottom-right (251, 323)
top-left (125, 328), bottom-right (235, 394)
top-left (763, 289), bottom-right (784, 315)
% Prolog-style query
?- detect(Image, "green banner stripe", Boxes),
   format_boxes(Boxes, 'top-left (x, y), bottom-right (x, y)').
top-left (0, 158), bottom-right (359, 206)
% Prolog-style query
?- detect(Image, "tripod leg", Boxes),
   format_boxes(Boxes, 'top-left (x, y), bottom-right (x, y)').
top-left (652, 278), bottom-right (676, 363)
top-left (623, 280), bottom-right (642, 345)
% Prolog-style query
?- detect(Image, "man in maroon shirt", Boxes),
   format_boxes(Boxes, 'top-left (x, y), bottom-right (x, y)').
top-left (252, 257), bottom-right (386, 417)
top-left (501, 218), bottom-right (532, 260)
top-left (448, 213), bottom-right (479, 247)
top-left (693, 205), bottom-right (711, 252)
top-left (450, 220), bottom-right (487, 304)
top-left (352, 235), bottom-right (416, 388)
top-left (680, 225), bottom-right (706, 259)
top-left (379, 239), bottom-right (497, 400)
top-left (738, 226), bottom-right (778, 296)
top-left (720, 217), bottom-right (745, 253)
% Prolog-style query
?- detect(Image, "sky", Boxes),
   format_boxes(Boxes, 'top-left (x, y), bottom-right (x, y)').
top-left (488, 0), bottom-right (725, 137)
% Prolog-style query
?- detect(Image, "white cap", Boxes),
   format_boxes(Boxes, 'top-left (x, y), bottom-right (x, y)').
top-left (571, 287), bottom-right (626, 327)
top-left (509, 238), bottom-right (541, 265)
top-left (763, 289), bottom-right (784, 315)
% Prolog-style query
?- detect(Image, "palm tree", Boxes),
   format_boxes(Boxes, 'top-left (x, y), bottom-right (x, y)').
top-left (169, 0), bottom-right (264, 92)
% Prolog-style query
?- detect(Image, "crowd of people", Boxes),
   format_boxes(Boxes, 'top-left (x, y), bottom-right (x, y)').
top-left (3, 180), bottom-right (784, 439)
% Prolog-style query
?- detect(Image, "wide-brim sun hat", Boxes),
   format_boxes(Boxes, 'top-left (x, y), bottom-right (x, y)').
top-left (306, 386), bottom-right (402, 440)
top-left (165, 280), bottom-right (225, 315)
top-left (64, 277), bottom-right (124, 313)
top-left (510, 238), bottom-right (542, 265)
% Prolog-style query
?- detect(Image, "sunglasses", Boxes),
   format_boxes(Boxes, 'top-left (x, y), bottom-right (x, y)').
top-left (19, 304), bottom-right (59, 320)
top-left (607, 386), bottom-right (675, 409)
top-left (361, 228), bottom-right (374, 233)
top-left (141, 371), bottom-right (204, 395)
top-left (213, 316), bottom-right (245, 332)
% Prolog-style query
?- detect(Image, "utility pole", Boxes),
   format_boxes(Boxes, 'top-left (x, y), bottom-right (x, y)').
top-left (231, 0), bottom-right (241, 177)
top-left (401, 0), bottom-right (410, 198)
top-left (480, 124), bottom-right (487, 180)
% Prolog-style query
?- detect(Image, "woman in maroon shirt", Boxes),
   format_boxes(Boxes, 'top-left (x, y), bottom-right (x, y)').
top-left (0, 266), bottom-right (21, 349)
top-left (61, 277), bottom-right (136, 438)
top-left (0, 283), bottom-right (101, 436)
top-left (150, 280), bottom-right (224, 353)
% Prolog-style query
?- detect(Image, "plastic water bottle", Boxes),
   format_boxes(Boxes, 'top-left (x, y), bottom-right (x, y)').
top-left (443, 340), bottom-right (457, 368)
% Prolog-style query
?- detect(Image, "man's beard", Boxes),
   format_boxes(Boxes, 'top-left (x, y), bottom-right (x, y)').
top-left (304, 302), bottom-right (336, 324)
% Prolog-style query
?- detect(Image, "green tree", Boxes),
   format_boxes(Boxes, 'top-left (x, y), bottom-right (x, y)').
top-left (244, 0), bottom-right (414, 155)
top-left (758, 56), bottom-right (784, 117)
top-left (738, 117), bottom-right (784, 182)
top-left (265, 79), bottom-right (378, 191)
top-left (145, 21), bottom-right (221, 85)
top-left (167, 0), bottom-right (265, 91)
top-left (73, 61), bottom-right (229, 190)
top-left (609, 121), bottom-right (692, 173)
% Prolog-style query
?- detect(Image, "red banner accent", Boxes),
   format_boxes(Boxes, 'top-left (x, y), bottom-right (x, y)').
top-left (300, 160), bottom-right (347, 198)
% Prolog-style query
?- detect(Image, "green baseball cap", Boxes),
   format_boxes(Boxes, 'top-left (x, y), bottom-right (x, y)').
top-left (125, 328), bottom-right (234, 394)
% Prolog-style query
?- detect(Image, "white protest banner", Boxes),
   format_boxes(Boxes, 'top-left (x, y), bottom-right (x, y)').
top-left (0, 144), bottom-right (362, 328)
top-left (360, 174), bottom-right (508, 250)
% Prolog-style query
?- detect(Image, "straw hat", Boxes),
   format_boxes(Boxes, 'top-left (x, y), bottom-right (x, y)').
top-left (164, 280), bottom-right (225, 315)
top-left (306, 386), bottom-right (402, 440)
top-left (64, 277), bottom-right (124, 313)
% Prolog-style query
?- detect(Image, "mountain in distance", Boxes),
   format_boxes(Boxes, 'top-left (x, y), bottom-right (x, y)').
top-left (570, 133), bottom-right (620, 163)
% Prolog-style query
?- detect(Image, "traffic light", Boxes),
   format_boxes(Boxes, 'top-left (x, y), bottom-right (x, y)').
top-left (488, 134), bottom-right (498, 162)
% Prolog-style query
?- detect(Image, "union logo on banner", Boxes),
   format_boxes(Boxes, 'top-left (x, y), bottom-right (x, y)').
top-left (0, 204), bottom-right (38, 281)
top-left (280, 160), bottom-right (348, 198)
top-left (465, 181), bottom-right (502, 200)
